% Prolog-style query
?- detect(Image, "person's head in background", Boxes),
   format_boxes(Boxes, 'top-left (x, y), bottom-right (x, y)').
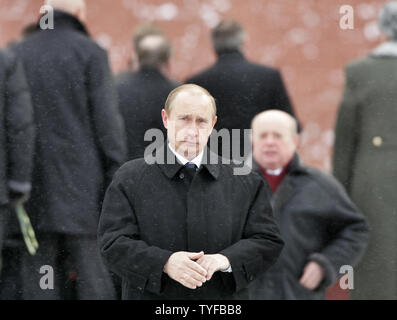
top-left (378, 1), bottom-right (397, 41)
top-left (211, 20), bottom-right (246, 56)
top-left (251, 110), bottom-right (299, 171)
top-left (45, 0), bottom-right (86, 23)
top-left (133, 23), bottom-right (172, 76)
top-left (162, 84), bottom-right (217, 160)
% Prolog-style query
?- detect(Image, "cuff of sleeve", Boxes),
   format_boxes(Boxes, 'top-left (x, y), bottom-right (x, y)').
top-left (145, 249), bottom-right (173, 295)
top-left (8, 180), bottom-right (31, 193)
top-left (221, 266), bottom-right (232, 272)
top-left (308, 253), bottom-right (338, 288)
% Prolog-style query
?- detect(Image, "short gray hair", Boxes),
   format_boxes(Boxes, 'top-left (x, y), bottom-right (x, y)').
top-left (134, 24), bottom-right (172, 69)
top-left (211, 20), bottom-right (245, 55)
top-left (379, 1), bottom-right (397, 40)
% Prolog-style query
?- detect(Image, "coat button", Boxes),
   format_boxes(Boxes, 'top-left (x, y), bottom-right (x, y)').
top-left (372, 136), bottom-right (383, 147)
top-left (179, 173), bottom-right (184, 179)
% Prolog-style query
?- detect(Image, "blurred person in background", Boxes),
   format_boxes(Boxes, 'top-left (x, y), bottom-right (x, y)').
top-left (250, 110), bottom-right (369, 299)
top-left (12, 0), bottom-right (126, 299)
top-left (116, 23), bottom-right (179, 161)
top-left (0, 48), bottom-right (35, 299)
top-left (186, 20), bottom-right (298, 160)
top-left (333, 1), bottom-right (397, 300)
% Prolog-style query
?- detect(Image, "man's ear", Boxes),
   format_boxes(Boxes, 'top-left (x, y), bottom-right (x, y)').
top-left (76, 6), bottom-right (87, 23)
top-left (161, 109), bottom-right (168, 129)
top-left (212, 116), bottom-right (217, 129)
top-left (293, 134), bottom-right (300, 148)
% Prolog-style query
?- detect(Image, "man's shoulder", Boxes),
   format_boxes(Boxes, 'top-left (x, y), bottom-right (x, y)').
top-left (302, 165), bottom-right (348, 198)
top-left (113, 158), bottom-right (151, 182)
top-left (185, 65), bottom-right (217, 84)
top-left (215, 159), bottom-right (264, 190)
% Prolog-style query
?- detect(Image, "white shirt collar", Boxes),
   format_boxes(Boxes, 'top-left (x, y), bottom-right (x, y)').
top-left (168, 143), bottom-right (204, 168)
top-left (266, 167), bottom-right (283, 176)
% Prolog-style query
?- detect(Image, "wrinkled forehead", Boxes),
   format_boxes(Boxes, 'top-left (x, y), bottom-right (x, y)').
top-left (252, 116), bottom-right (295, 138)
top-left (170, 91), bottom-right (214, 116)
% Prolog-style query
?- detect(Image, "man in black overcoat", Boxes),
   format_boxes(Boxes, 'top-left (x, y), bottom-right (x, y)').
top-left (0, 48), bottom-right (35, 286)
top-left (248, 110), bottom-right (369, 299)
top-left (13, 0), bottom-right (127, 299)
top-left (116, 24), bottom-right (179, 160)
top-left (186, 20), bottom-right (298, 159)
top-left (98, 84), bottom-right (284, 300)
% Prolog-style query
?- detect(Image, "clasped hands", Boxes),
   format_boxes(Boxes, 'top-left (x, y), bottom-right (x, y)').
top-left (163, 251), bottom-right (230, 289)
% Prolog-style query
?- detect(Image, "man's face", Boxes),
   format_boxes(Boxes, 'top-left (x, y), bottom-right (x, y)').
top-left (162, 91), bottom-right (217, 160)
top-left (252, 118), bottom-right (298, 170)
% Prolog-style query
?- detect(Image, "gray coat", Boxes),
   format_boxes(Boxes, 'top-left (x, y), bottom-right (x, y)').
top-left (249, 154), bottom-right (369, 299)
top-left (333, 50), bottom-right (397, 299)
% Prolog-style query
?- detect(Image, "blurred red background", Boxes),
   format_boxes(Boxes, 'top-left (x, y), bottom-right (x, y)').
top-left (1, 0), bottom-right (387, 299)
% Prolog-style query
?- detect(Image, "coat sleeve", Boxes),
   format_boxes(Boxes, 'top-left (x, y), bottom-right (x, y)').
top-left (98, 165), bottom-right (173, 295)
top-left (87, 48), bottom-right (127, 184)
top-left (4, 51), bottom-right (35, 194)
top-left (333, 66), bottom-right (359, 193)
top-left (308, 176), bottom-right (369, 289)
top-left (220, 179), bottom-right (284, 293)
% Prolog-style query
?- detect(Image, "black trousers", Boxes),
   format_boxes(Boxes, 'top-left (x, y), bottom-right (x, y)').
top-left (20, 233), bottom-right (116, 300)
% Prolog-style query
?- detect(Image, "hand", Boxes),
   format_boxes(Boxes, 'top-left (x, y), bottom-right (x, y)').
top-left (163, 251), bottom-right (208, 289)
top-left (299, 261), bottom-right (325, 290)
top-left (196, 254), bottom-right (230, 281)
top-left (8, 190), bottom-right (30, 208)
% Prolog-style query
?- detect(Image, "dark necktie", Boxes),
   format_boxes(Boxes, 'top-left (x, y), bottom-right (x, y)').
top-left (181, 162), bottom-right (198, 188)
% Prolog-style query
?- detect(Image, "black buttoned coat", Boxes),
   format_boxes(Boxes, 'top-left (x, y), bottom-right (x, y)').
top-left (98, 145), bottom-right (284, 300)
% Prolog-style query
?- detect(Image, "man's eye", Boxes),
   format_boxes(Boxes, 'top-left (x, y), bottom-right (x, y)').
top-left (181, 117), bottom-right (187, 121)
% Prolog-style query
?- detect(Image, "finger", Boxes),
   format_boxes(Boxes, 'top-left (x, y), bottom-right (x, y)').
top-left (186, 260), bottom-right (207, 277)
top-left (187, 251), bottom-right (204, 260)
top-left (181, 274), bottom-right (203, 289)
top-left (188, 269), bottom-right (207, 283)
top-left (206, 262), bottom-right (217, 281)
top-left (196, 256), bottom-right (205, 265)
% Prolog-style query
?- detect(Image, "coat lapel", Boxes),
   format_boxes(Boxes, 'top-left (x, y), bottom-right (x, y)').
top-left (253, 154), bottom-right (306, 213)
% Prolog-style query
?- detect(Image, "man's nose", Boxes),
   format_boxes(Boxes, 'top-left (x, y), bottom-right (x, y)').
top-left (186, 122), bottom-right (199, 136)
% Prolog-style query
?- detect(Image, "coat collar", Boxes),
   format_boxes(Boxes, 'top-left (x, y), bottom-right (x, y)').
top-left (253, 153), bottom-right (307, 212)
top-left (217, 49), bottom-right (246, 62)
top-left (40, 10), bottom-right (89, 36)
top-left (370, 41), bottom-right (397, 57)
top-left (156, 143), bottom-right (220, 180)
top-left (252, 153), bottom-right (307, 177)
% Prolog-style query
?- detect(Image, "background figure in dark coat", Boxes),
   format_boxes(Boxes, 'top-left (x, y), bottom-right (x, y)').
top-left (248, 110), bottom-right (369, 299)
top-left (13, 0), bottom-right (126, 299)
top-left (116, 24), bottom-right (178, 160)
top-left (0, 48), bottom-right (35, 285)
top-left (98, 84), bottom-right (284, 300)
top-left (333, 2), bottom-right (397, 300)
top-left (186, 20), bottom-right (298, 160)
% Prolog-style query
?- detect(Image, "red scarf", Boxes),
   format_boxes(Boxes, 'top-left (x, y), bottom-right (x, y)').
top-left (260, 165), bottom-right (288, 193)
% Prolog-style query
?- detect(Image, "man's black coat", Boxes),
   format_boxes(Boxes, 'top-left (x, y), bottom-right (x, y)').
top-left (0, 49), bottom-right (34, 204)
top-left (13, 11), bottom-right (127, 235)
top-left (98, 145), bottom-right (284, 299)
top-left (248, 154), bottom-right (369, 299)
top-left (115, 67), bottom-right (178, 160)
top-left (0, 49), bottom-right (35, 248)
top-left (186, 50), bottom-right (298, 158)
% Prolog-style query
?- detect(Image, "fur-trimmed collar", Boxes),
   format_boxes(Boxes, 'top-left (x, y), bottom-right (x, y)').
top-left (371, 41), bottom-right (397, 57)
